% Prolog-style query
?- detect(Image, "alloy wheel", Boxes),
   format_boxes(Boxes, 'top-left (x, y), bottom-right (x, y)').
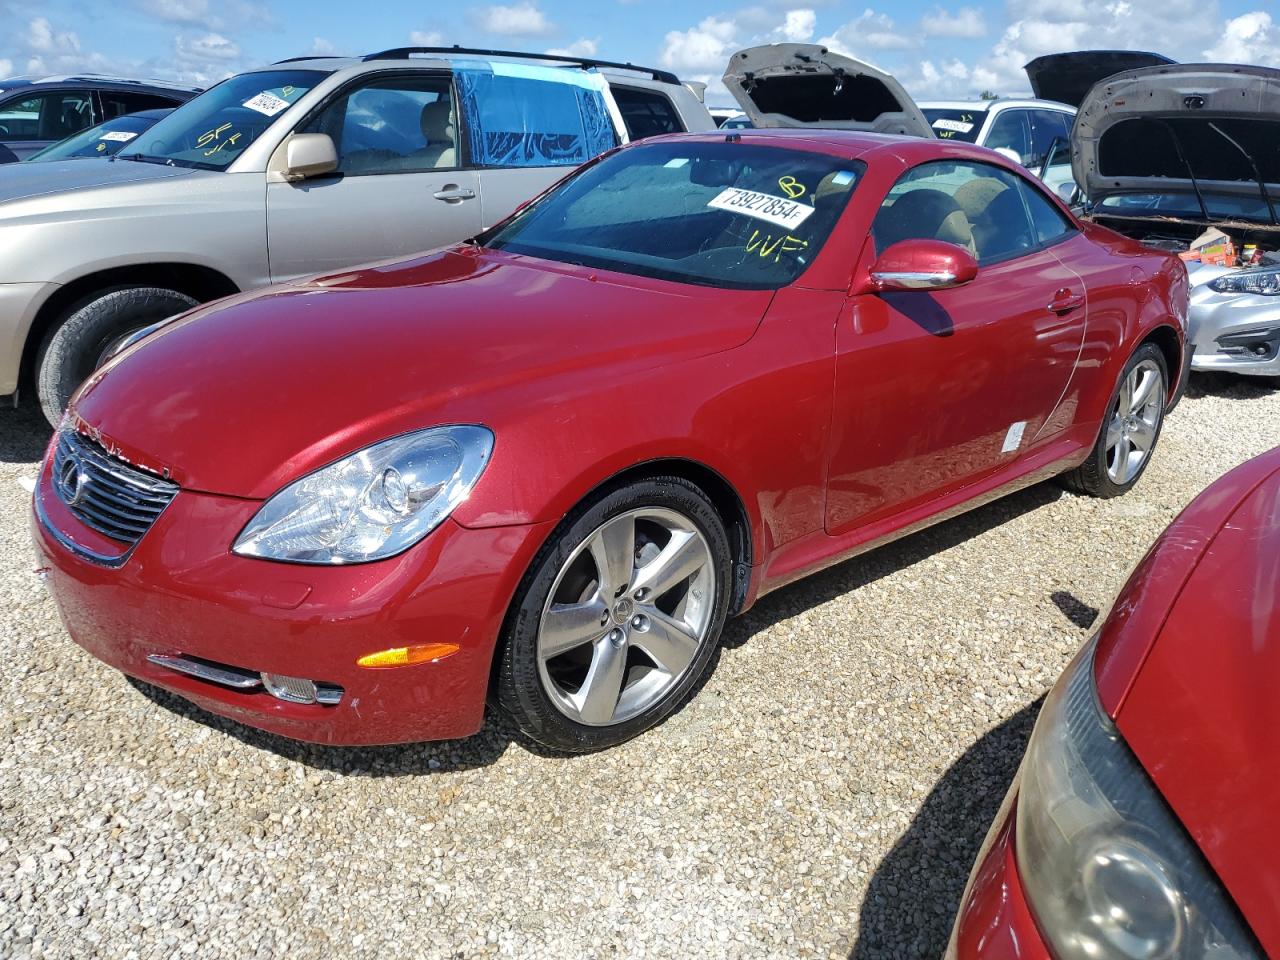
top-left (536, 507), bottom-right (716, 726)
top-left (1105, 358), bottom-right (1164, 485)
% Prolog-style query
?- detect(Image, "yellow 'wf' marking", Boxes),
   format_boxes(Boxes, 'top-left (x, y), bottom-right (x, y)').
top-left (746, 230), bottom-right (809, 263)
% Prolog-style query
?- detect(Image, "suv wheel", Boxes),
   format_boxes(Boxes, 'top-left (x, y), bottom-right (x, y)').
top-left (36, 286), bottom-right (198, 426)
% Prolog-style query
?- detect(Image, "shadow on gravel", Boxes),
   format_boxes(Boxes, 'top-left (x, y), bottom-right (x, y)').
top-left (1050, 590), bottom-right (1099, 629)
top-left (0, 403), bottom-right (52, 464)
top-left (719, 481), bottom-right (1064, 650)
top-left (127, 678), bottom-right (537, 775)
top-left (850, 700), bottom-right (1043, 960)
top-left (1185, 372), bottom-right (1278, 401)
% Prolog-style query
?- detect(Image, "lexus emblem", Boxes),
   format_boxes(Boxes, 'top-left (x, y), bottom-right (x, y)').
top-left (57, 452), bottom-right (88, 507)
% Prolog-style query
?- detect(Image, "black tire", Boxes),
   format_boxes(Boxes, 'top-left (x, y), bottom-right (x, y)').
top-left (497, 476), bottom-right (732, 754)
top-left (36, 286), bottom-right (198, 427)
top-left (1061, 342), bottom-right (1168, 498)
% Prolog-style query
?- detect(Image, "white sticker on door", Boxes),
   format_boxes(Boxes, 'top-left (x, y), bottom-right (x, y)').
top-left (707, 187), bottom-right (815, 231)
top-left (99, 131), bottom-right (138, 142)
top-left (242, 92), bottom-right (293, 117)
top-left (1001, 421), bottom-right (1027, 453)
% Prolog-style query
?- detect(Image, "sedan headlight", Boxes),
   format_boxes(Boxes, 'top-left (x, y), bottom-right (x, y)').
top-left (1208, 267), bottom-right (1280, 296)
top-left (1016, 640), bottom-right (1261, 959)
top-left (233, 426), bottom-right (493, 564)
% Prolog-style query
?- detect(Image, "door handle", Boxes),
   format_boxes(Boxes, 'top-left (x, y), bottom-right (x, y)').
top-left (433, 185), bottom-right (476, 203)
top-left (1048, 289), bottom-right (1085, 314)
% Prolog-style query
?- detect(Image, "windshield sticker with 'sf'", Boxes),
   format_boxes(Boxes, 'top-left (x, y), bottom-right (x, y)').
top-left (708, 188), bottom-right (815, 231)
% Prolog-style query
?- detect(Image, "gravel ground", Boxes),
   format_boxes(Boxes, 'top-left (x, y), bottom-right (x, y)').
top-left (2, 374), bottom-right (1278, 960)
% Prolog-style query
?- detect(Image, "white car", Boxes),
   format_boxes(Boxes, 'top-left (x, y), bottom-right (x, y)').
top-left (919, 98), bottom-right (1077, 197)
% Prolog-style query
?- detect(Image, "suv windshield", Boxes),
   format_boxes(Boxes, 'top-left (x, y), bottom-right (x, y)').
top-left (485, 141), bottom-right (863, 289)
top-left (118, 70), bottom-right (325, 170)
top-left (28, 113), bottom-right (164, 162)
top-left (922, 108), bottom-right (986, 142)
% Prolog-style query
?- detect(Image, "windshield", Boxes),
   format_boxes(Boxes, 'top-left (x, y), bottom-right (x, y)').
top-left (28, 113), bottom-right (166, 162)
top-left (922, 108), bottom-right (986, 142)
top-left (118, 70), bottom-right (325, 170)
top-left (485, 141), bottom-right (863, 289)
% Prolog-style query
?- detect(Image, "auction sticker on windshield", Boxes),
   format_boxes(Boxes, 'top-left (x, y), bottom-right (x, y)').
top-left (242, 92), bottom-right (292, 117)
top-left (708, 188), bottom-right (815, 231)
top-left (99, 131), bottom-right (138, 142)
top-left (932, 118), bottom-right (974, 134)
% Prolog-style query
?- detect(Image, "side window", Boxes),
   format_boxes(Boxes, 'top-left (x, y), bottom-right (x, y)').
top-left (610, 87), bottom-right (684, 140)
top-left (100, 91), bottom-right (180, 120)
top-left (984, 109), bottom-right (1031, 165)
top-left (1028, 110), bottom-right (1070, 169)
top-left (0, 92), bottom-right (93, 142)
top-left (302, 76), bottom-right (457, 175)
top-left (873, 160), bottom-right (1041, 264)
top-left (454, 67), bottom-right (618, 168)
top-left (1016, 178), bottom-right (1076, 245)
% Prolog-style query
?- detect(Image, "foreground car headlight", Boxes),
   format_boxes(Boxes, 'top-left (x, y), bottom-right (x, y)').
top-left (1016, 641), bottom-right (1260, 959)
top-left (1208, 267), bottom-right (1280, 296)
top-left (233, 426), bottom-right (493, 564)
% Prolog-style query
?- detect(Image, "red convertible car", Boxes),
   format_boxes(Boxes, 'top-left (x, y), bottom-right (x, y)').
top-left (948, 446), bottom-right (1280, 959)
top-left (33, 129), bottom-right (1188, 752)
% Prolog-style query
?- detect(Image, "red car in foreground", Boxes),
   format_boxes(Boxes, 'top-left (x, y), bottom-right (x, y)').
top-left (949, 447), bottom-right (1280, 959)
top-left (33, 129), bottom-right (1188, 753)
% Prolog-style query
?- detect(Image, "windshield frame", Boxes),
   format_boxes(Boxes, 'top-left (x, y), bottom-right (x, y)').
top-left (115, 68), bottom-right (331, 172)
top-left (480, 139), bottom-right (865, 292)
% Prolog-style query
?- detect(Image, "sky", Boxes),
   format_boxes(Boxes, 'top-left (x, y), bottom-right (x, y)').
top-left (2, 0), bottom-right (1279, 106)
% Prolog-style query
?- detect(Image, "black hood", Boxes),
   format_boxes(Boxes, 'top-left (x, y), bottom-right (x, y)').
top-left (1025, 50), bottom-right (1175, 107)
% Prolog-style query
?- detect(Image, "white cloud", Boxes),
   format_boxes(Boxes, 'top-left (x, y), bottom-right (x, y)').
top-left (134, 0), bottom-right (274, 32)
top-left (0, 58), bottom-right (12, 78)
top-left (310, 37), bottom-right (337, 55)
top-left (819, 10), bottom-right (914, 54)
top-left (546, 38), bottom-right (600, 58)
top-left (660, 16), bottom-right (737, 73)
top-left (409, 29), bottom-right (444, 46)
top-left (774, 9), bottom-right (817, 42)
top-left (175, 32), bottom-right (241, 63)
top-left (1205, 11), bottom-right (1280, 65)
top-left (920, 6), bottom-right (986, 39)
top-left (25, 16), bottom-right (80, 56)
top-left (475, 2), bottom-right (555, 37)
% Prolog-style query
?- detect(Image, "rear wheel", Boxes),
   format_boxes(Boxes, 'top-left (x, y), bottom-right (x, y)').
top-left (1062, 343), bottom-right (1167, 498)
top-left (36, 286), bottom-right (198, 426)
top-left (497, 477), bottom-right (732, 753)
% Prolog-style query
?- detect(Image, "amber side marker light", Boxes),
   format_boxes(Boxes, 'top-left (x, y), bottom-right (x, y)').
top-left (357, 643), bottom-right (460, 669)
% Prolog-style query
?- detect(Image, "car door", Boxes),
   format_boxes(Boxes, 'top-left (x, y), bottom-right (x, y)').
top-left (824, 159), bottom-right (1087, 535)
top-left (982, 108), bottom-right (1032, 166)
top-left (266, 72), bottom-right (483, 281)
top-left (0, 89), bottom-right (96, 159)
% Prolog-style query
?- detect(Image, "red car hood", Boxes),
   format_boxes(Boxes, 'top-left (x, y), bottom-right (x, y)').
top-left (1115, 452), bottom-right (1280, 955)
top-left (72, 247), bottom-right (772, 499)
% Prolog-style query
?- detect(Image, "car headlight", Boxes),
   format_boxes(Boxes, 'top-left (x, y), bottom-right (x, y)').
top-left (1016, 640), bottom-right (1261, 959)
top-left (233, 425), bottom-right (493, 564)
top-left (1208, 267), bottom-right (1280, 296)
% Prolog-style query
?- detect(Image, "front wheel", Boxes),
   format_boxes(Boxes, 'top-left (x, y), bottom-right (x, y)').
top-left (36, 286), bottom-right (199, 426)
top-left (497, 477), bottom-right (732, 753)
top-left (1062, 343), bottom-right (1167, 498)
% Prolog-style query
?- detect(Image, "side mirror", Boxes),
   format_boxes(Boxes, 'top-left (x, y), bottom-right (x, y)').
top-left (1056, 181), bottom-right (1077, 203)
top-left (869, 239), bottom-right (978, 292)
top-left (283, 133), bottom-right (338, 181)
top-left (993, 146), bottom-right (1025, 166)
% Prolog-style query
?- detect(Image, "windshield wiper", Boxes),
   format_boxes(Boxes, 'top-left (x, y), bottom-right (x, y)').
top-left (1208, 122), bottom-right (1279, 225)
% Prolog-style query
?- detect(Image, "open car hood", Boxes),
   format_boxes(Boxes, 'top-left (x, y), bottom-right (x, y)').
top-left (723, 44), bottom-right (934, 138)
top-left (1024, 50), bottom-right (1175, 107)
top-left (1074, 63), bottom-right (1280, 217)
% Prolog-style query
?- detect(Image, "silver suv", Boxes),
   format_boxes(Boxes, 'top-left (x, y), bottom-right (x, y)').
top-left (0, 47), bottom-right (713, 423)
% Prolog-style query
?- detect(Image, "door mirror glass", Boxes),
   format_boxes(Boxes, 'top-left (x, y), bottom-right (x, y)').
top-left (284, 133), bottom-right (338, 180)
top-left (869, 239), bottom-right (978, 292)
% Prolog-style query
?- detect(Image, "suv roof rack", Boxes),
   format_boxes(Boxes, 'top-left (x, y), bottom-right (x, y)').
top-left (34, 74), bottom-right (200, 91)
top-left (273, 55), bottom-right (348, 65)
top-left (358, 46), bottom-right (680, 85)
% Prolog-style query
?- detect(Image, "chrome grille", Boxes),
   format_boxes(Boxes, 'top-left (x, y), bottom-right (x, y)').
top-left (51, 430), bottom-right (178, 544)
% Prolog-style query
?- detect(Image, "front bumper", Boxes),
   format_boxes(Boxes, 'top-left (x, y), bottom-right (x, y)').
top-left (32, 456), bottom-right (551, 746)
top-left (946, 795), bottom-right (1051, 959)
top-left (1188, 281), bottom-right (1280, 378)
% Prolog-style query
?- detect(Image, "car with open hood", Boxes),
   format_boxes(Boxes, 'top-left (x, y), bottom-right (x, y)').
top-left (1067, 61), bottom-right (1280, 380)
top-left (33, 125), bottom-right (1187, 754)
top-left (0, 47), bottom-right (714, 427)
top-left (948, 446), bottom-right (1280, 959)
